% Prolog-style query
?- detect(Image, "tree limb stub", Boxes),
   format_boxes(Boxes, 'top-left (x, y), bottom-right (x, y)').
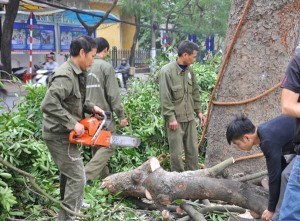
top-left (234, 170), bottom-right (268, 182)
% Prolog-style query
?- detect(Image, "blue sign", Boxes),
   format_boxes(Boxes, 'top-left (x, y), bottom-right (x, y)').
top-left (205, 35), bottom-right (214, 52)
top-left (26, 12), bottom-right (37, 25)
top-left (60, 26), bottom-right (94, 51)
top-left (12, 22), bottom-right (55, 51)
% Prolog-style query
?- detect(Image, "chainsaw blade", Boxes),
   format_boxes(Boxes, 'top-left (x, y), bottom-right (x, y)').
top-left (110, 135), bottom-right (141, 147)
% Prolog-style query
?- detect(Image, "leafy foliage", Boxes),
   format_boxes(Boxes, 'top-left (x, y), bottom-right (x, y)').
top-left (0, 84), bottom-right (59, 218)
top-left (0, 52), bottom-right (219, 219)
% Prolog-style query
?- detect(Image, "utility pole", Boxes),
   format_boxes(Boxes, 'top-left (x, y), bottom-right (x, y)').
top-left (150, 0), bottom-right (156, 72)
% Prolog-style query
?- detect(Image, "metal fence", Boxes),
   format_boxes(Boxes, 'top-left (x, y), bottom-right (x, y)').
top-left (109, 47), bottom-right (151, 68)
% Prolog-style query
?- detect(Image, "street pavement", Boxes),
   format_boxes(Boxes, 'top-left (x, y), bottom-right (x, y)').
top-left (0, 81), bottom-right (27, 113)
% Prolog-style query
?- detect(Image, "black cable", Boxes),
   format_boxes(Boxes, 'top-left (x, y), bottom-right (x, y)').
top-left (30, 0), bottom-right (177, 32)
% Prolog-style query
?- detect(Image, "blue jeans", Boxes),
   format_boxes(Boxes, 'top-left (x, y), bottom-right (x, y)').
top-left (280, 155), bottom-right (300, 220)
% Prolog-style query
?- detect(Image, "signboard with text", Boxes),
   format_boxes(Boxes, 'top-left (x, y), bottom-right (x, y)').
top-left (12, 22), bottom-right (55, 51)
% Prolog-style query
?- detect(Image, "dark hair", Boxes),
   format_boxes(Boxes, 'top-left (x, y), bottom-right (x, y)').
top-left (95, 37), bottom-right (110, 53)
top-left (69, 35), bottom-right (97, 56)
top-left (226, 114), bottom-right (256, 144)
top-left (178, 40), bottom-right (199, 56)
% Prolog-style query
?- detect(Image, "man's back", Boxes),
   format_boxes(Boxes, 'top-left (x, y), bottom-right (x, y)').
top-left (85, 56), bottom-right (124, 119)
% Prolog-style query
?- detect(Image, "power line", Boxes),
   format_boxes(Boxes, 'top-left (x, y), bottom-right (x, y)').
top-left (30, 0), bottom-right (177, 32)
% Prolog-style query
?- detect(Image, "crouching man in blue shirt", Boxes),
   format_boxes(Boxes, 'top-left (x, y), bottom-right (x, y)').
top-left (226, 114), bottom-right (295, 221)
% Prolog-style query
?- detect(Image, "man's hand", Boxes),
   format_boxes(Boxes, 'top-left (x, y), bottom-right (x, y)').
top-left (261, 209), bottom-right (273, 221)
top-left (120, 118), bottom-right (128, 128)
top-left (74, 122), bottom-right (85, 137)
top-left (92, 105), bottom-right (104, 115)
top-left (168, 120), bottom-right (178, 130)
top-left (198, 112), bottom-right (206, 127)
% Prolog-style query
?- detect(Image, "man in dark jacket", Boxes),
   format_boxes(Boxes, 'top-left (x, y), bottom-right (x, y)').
top-left (115, 57), bottom-right (130, 89)
top-left (41, 36), bottom-right (103, 220)
top-left (226, 114), bottom-right (295, 221)
top-left (280, 54), bottom-right (300, 220)
top-left (85, 37), bottom-right (127, 181)
top-left (158, 40), bottom-right (206, 172)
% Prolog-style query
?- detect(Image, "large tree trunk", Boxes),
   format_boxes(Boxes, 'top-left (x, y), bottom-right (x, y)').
top-left (102, 157), bottom-right (268, 215)
top-left (205, 0), bottom-right (300, 176)
top-left (1, 0), bottom-right (20, 78)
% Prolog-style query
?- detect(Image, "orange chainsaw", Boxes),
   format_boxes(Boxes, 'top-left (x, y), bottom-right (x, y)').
top-left (69, 112), bottom-right (140, 148)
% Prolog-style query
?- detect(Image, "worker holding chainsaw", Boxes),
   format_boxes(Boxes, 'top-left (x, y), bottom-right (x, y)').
top-left (84, 37), bottom-right (128, 181)
top-left (41, 36), bottom-right (103, 221)
top-left (158, 40), bottom-right (206, 172)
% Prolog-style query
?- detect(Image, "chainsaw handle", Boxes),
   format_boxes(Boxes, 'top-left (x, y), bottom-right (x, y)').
top-left (69, 130), bottom-right (77, 142)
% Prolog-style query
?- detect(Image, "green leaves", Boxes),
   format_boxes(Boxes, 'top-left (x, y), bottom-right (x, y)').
top-left (0, 53), bottom-right (220, 220)
top-left (0, 186), bottom-right (17, 212)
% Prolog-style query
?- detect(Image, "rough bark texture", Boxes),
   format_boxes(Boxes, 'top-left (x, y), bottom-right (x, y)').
top-left (102, 158), bottom-right (268, 214)
top-left (1, 0), bottom-right (20, 77)
top-left (129, 15), bottom-right (140, 66)
top-left (205, 0), bottom-right (300, 176)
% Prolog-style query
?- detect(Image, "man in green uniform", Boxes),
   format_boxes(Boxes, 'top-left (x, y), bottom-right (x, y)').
top-left (85, 37), bottom-right (128, 181)
top-left (158, 40), bottom-right (206, 172)
top-left (41, 36), bottom-right (103, 221)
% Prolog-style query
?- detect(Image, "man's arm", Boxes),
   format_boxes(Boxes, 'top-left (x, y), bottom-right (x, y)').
top-left (264, 148), bottom-right (285, 213)
top-left (281, 88), bottom-right (300, 117)
top-left (191, 72), bottom-right (206, 126)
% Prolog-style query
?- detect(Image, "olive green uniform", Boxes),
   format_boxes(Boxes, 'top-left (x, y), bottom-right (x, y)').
top-left (84, 56), bottom-right (125, 181)
top-left (41, 59), bottom-right (93, 221)
top-left (159, 61), bottom-right (202, 172)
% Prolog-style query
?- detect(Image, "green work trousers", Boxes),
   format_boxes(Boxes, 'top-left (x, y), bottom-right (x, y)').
top-left (45, 138), bottom-right (85, 221)
top-left (85, 120), bottom-right (116, 181)
top-left (166, 120), bottom-right (199, 172)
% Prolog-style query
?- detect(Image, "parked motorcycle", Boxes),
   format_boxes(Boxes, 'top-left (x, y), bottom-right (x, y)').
top-left (33, 68), bottom-right (54, 86)
top-left (11, 67), bottom-right (27, 81)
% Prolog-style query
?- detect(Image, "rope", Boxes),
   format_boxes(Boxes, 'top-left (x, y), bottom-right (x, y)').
top-left (198, 0), bottom-right (252, 148)
top-left (213, 82), bottom-right (281, 106)
top-left (234, 152), bottom-right (264, 162)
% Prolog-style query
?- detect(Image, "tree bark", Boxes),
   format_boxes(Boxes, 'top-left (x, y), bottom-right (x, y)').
top-left (1, 0), bottom-right (20, 77)
top-left (205, 0), bottom-right (300, 176)
top-left (102, 157), bottom-right (268, 215)
top-left (128, 15), bottom-right (140, 66)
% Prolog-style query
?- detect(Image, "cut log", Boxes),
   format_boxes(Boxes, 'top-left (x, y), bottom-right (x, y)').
top-left (102, 156), bottom-right (235, 197)
top-left (101, 157), bottom-right (160, 198)
top-left (102, 157), bottom-right (268, 215)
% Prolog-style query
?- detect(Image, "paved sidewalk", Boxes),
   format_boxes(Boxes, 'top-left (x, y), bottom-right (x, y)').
top-left (2, 81), bottom-right (27, 96)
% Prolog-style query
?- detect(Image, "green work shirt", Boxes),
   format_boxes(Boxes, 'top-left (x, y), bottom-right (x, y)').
top-left (85, 56), bottom-right (125, 120)
top-left (158, 61), bottom-right (202, 123)
top-left (41, 59), bottom-right (90, 140)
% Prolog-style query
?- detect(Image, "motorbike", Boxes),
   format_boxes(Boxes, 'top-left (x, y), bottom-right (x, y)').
top-left (33, 64), bottom-right (54, 86)
top-left (11, 67), bottom-right (28, 81)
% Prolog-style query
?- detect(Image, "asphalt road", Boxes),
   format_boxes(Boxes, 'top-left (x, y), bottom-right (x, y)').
top-left (0, 92), bottom-right (22, 113)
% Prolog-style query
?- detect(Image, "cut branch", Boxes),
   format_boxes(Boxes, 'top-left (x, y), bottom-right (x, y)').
top-left (0, 156), bottom-right (88, 219)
